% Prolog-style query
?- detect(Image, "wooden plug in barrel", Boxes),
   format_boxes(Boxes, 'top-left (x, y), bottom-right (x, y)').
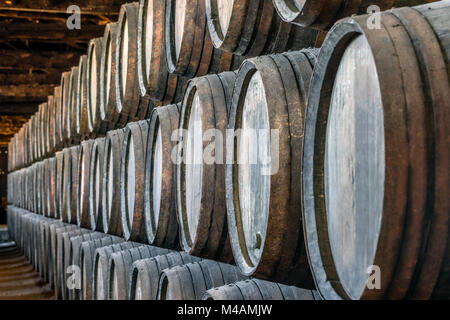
top-left (102, 128), bottom-right (125, 236)
top-left (77, 140), bottom-right (95, 228)
top-left (115, 2), bottom-right (143, 124)
top-left (76, 55), bottom-right (90, 139)
top-left (55, 151), bottom-right (64, 220)
top-left (164, 0), bottom-right (236, 78)
top-left (60, 71), bottom-right (72, 147)
top-left (54, 86), bottom-right (63, 151)
top-left (205, 0), bottom-right (318, 57)
top-left (302, 1), bottom-right (449, 300)
top-left (225, 50), bottom-right (318, 285)
top-left (87, 38), bottom-right (108, 137)
top-left (89, 137), bottom-right (106, 231)
top-left (68, 66), bottom-right (81, 144)
top-left (203, 278), bottom-right (321, 300)
top-left (69, 145), bottom-right (81, 224)
top-left (120, 120), bottom-right (149, 241)
top-left (144, 104), bottom-right (180, 248)
top-left (61, 148), bottom-right (72, 223)
top-left (92, 242), bottom-right (143, 300)
top-left (107, 245), bottom-right (172, 300)
top-left (129, 251), bottom-right (201, 300)
top-left (271, 0), bottom-right (437, 30)
top-left (79, 236), bottom-right (123, 300)
top-left (158, 260), bottom-right (248, 300)
top-left (100, 22), bottom-right (121, 130)
top-left (176, 72), bottom-right (237, 262)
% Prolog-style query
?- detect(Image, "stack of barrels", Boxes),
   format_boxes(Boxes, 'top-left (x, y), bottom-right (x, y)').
top-left (6, 0), bottom-right (449, 300)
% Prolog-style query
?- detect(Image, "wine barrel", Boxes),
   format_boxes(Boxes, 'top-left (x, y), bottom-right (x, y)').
top-left (87, 37), bottom-right (108, 136)
top-left (39, 103), bottom-right (48, 159)
top-left (54, 86), bottom-right (63, 151)
top-left (272, 0), bottom-right (437, 30)
top-left (225, 50), bottom-right (317, 285)
top-left (206, 0), bottom-right (318, 56)
top-left (164, 0), bottom-right (237, 77)
top-left (89, 137), bottom-right (106, 231)
top-left (100, 22), bottom-right (122, 129)
top-left (302, 1), bottom-right (449, 300)
top-left (69, 145), bottom-right (81, 224)
top-left (76, 140), bottom-right (95, 228)
top-left (92, 242), bottom-right (143, 300)
top-left (144, 104), bottom-right (179, 248)
top-left (203, 279), bottom-right (320, 300)
top-left (76, 55), bottom-right (90, 139)
top-left (61, 148), bottom-right (72, 223)
top-left (55, 151), bottom-right (64, 219)
top-left (42, 159), bottom-right (50, 217)
top-left (60, 71), bottom-right (72, 147)
top-left (68, 66), bottom-right (81, 144)
top-left (176, 72), bottom-right (237, 262)
top-left (120, 120), bottom-right (149, 241)
top-left (115, 2), bottom-right (144, 123)
top-left (79, 236), bottom-right (123, 300)
top-left (48, 95), bottom-right (55, 155)
top-left (53, 224), bottom-right (78, 298)
top-left (30, 115), bottom-right (37, 163)
top-left (158, 260), bottom-right (247, 300)
top-left (129, 251), bottom-right (201, 300)
top-left (102, 129), bottom-right (125, 236)
top-left (107, 245), bottom-right (172, 300)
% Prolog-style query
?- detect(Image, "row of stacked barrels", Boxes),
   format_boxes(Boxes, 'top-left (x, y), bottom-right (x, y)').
top-left (7, 0), bottom-right (450, 300)
top-left (7, 206), bottom-right (320, 300)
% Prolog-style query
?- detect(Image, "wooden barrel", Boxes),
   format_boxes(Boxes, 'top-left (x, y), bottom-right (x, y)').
top-left (69, 145), bottom-right (81, 224)
top-left (89, 137), bottom-right (106, 231)
top-left (35, 162), bottom-right (43, 215)
top-left (30, 115), bottom-right (38, 163)
top-left (79, 236), bottom-right (123, 300)
top-left (42, 159), bottom-right (50, 217)
top-left (120, 120), bottom-right (149, 241)
top-left (39, 103), bottom-right (48, 159)
top-left (144, 104), bottom-right (179, 248)
top-left (55, 151), bottom-right (64, 219)
top-left (77, 140), bottom-right (95, 228)
top-left (100, 22), bottom-right (121, 129)
top-left (158, 260), bottom-right (248, 300)
top-left (87, 37), bottom-right (108, 136)
top-left (76, 55), bottom-right (90, 139)
top-left (129, 251), bottom-right (201, 300)
top-left (176, 72), bottom-right (237, 262)
top-left (203, 279), bottom-right (320, 300)
top-left (205, 0), bottom-right (318, 56)
top-left (92, 242), bottom-right (143, 300)
top-left (107, 245), bottom-right (172, 300)
top-left (60, 71), bottom-right (72, 147)
top-left (164, 0), bottom-right (238, 77)
top-left (225, 50), bottom-right (317, 285)
top-left (115, 2), bottom-right (144, 124)
top-left (53, 224), bottom-right (78, 298)
top-left (54, 86), bottom-right (63, 151)
top-left (48, 95), bottom-right (55, 155)
top-left (61, 148), bottom-right (72, 223)
top-left (302, 2), bottom-right (449, 300)
top-left (49, 157), bottom-right (57, 219)
top-left (272, 0), bottom-right (436, 30)
top-left (102, 128), bottom-right (125, 236)
top-left (68, 66), bottom-right (81, 144)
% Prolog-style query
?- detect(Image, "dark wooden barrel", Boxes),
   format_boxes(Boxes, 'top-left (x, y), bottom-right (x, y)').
top-left (68, 66), bottom-right (81, 144)
top-left (69, 145), bottom-right (81, 224)
top-left (107, 245), bottom-right (172, 300)
top-left (79, 236), bottom-right (123, 300)
top-left (77, 140), bottom-right (95, 228)
top-left (225, 50), bottom-right (317, 285)
top-left (203, 279), bottom-right (320, 300)
top-left (40, 102), bottom-right (48, 158)
top-left (272, 0), bottom-right (436, 30)
top-left (158, 260), bottom-right (248, 300)
top-left (42, 159), bottom-right (50, 217)
top-left (164, 0), bottom-right (237, 77)
top-left (30, 115), bottom-right (37, 163)
top-left (55, 151), bottom-right (64, 219)
top-left (120, 120), bottom-right (149, 241)
top-left (48, 95), bottom-right (55, 155)
top-left (61, 148), bottom-right (72, 223)
top-left (60, 71), bottom-right (72, 147)
top-left (205, 0), bottom-right (318, 56)
top-left (144, 104), bottom-right (179, 248)
top-left (102, 128), bottom-right (125, 236)
top-left (92, 242), bottom-right (143, 300)
top-left (76, 55), bottom-right (90, 139)
top-left (115, 2), bottom-right (144, 124)
top-left (100, 22), bottom-right (121, 129)
top-left (302, 2), bottom-right (449, 300)
top-left (129, 251), bottom-right (201, 300)
top-left (89, 137), bottom-right (106, 231)
top-left (176, 72), bottom-right (237, 262)
top-left (54, 86), bottom-right (63, 151)
top-left (87, 37), bottom-right (107, 136)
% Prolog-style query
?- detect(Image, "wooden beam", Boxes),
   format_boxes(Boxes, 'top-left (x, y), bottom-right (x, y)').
top-left (0, 50), bottom-right (80, 69)
top-left (0, 72), bottom-right (62, 85)
top-left (0, 84), bottom-right (55, 102)
top-left (0, 103), bottom-right (39, 115)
